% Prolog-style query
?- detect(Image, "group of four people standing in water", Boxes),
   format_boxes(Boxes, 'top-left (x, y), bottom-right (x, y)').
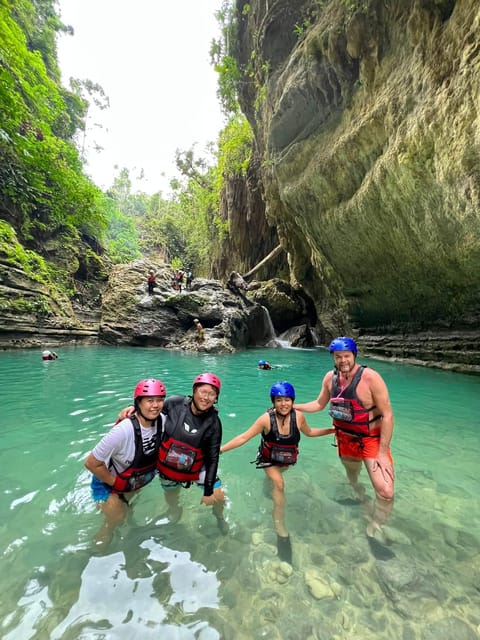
top-left (85, 336), bottom-right (395, 563)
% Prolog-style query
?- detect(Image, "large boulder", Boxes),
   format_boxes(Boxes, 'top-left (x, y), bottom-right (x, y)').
top-left (99, 260), bottom-right (277, 352)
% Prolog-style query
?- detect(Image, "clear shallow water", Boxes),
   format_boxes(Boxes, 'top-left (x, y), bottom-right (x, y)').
top-left (0, 345), bottom-right (479, 639)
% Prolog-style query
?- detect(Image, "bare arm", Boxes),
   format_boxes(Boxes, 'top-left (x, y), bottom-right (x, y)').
top-left (117, 405), bottom-right (135, 421)
top-left (294, 372), bottom-right (332, 413)
top-left (296, 410), bottom-right (335, 437)
top-left (371, 372), bottom-right (394, 453)
top-left (220, 414), bottom-right (268, 453)
top-left (84, 452), bottom-right (115, 486)
top-left (367, 370), bottom-right (395, 480)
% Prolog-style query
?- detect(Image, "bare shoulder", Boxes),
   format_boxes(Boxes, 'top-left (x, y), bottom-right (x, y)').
top-left (322, 369), bottom-right (333, 386)
top-left (362, 366), bottom-right (385, 384)
top-left (361, 366), bottom-right (390, 399)
top-left (255, 411), bottom-right (272, 431)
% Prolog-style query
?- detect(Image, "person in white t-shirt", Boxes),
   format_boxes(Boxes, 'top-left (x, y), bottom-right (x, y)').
top-left (84, 378), bottom-right (166, 549)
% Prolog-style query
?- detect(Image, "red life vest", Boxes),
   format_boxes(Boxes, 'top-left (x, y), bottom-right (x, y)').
top-left (257, 408), bottom-right (300, 467)
top-left (158, 437), bottom-right (204, 482)
top-left (329, 366), bottom-right (381, 437)
top-left (111, 416), bottom-right (158, 493)
top-left (157, 398), bottom-right (219, 482)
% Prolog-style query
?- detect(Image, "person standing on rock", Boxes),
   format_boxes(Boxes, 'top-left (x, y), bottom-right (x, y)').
top-left (185, 268), bottom-right (193, 290)
top-left (220, 381), bottom-right (334, 564)
top-left (294, 337), bottom-right (395, 559)
top-left (147, 269), bottom-right (156, 295)
top-left (193, 318), bottom-right (205, 343)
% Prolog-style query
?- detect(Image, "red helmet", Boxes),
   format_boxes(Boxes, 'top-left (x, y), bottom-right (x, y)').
top-left (193, 372), bottom-right (221, 394)
top-left (133, 378), bottom-right (166, 400)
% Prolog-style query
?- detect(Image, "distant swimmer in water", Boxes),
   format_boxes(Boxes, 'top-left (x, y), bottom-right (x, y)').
top-left (42, 350), bottom-right (58, 360)
top-left (258, 360), bottom-right (273, 370)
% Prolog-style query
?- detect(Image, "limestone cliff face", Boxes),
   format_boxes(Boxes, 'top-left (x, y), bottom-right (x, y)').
top-left (215, 161), bottom-right (286, 280)
top-left (234, 0), bottom-right (480, 367)
top-left (0, 222), bottom-right (105, 349)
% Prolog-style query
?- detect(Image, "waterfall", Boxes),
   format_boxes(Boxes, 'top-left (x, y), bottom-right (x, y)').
top-left (260, 305), bottom-right (282, 347)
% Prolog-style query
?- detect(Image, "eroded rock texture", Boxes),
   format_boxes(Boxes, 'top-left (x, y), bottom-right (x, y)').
top-left (234, 0), bottom-right (480, 369)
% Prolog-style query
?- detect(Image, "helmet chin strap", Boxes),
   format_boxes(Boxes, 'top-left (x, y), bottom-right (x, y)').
top-left (135, 404), bottom-right (155, 426)
top-left (191, 397), bottom-right (211, 415)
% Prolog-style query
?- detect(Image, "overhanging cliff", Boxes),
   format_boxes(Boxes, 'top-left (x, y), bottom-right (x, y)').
top-left (233, 0), bottom-right (479, 366)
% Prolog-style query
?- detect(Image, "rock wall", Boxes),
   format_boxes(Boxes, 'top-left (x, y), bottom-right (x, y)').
top-left (214, 159), bottom-right (287, 280)
top-left (234, 0), bottom-right (480, 368)
top-left (0, 223), bottom-right (101, 349)
top-left (98, 260), bottom-right (280, 352)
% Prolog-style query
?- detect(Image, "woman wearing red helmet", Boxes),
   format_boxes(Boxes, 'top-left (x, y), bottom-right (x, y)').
top-left (220, 381), bottom-right (334, 564)
top-left (156, 372), bottom-right (227, 533)
top-left (85, 378), bottom-right (166, 549)
top-left (117, 372), bottom-right (228, 534)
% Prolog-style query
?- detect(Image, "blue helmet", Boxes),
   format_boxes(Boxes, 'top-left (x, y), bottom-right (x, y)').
top-left (270, 381), bottom-right (295, 401)
top-left (258, 360), bottom-right (266, 366)
top-left (328, 336), bottom-right (357, 355)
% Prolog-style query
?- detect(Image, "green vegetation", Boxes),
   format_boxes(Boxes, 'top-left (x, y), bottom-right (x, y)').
top-left (0, 1), bottom-right (107, 244)
top-left (210, 0), bottom-right (240, 116)
top-left (0, 0), bottom-right (255, 298)
top-left (0, 220), bottom-right (51, 282)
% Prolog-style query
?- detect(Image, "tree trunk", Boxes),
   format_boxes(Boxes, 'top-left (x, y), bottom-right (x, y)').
top-left (242, 244), bottom-right (283, 279)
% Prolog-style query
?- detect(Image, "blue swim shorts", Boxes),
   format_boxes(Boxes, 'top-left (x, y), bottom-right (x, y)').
top-left (91, 475), bottom-right (112, 502)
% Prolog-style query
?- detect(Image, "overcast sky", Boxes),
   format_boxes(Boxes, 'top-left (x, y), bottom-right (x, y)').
top-left (56, 0), bottom-right (226, 194)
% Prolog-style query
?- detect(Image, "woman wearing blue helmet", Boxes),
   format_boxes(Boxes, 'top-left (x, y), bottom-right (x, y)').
top-left (295, 337), bottom-right (395, 558)
top-left (221, 381), bottom-right (333, 564)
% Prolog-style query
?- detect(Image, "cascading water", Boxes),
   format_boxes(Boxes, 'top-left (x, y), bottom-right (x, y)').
top-left (261, 305), bottom-right (281, 347)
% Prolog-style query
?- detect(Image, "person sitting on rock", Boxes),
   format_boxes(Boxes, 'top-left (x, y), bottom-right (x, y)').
top-left (147, 269), bottom-right (156, 295)
top-left (220, 381), bottom-right (334, 564)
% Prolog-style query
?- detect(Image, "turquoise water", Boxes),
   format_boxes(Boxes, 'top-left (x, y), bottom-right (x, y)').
top-left (0, 345), bottom-right (479, 639)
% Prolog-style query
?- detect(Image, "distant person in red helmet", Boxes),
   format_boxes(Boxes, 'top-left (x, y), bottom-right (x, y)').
top-left (42, 350), bottom-right (58, 360)
top-left (118, 372), bottom-right (228, 534)
top-left (295, 337), bottom-right (395, 559)
top-left (85, 378), bottom-right (166, 549)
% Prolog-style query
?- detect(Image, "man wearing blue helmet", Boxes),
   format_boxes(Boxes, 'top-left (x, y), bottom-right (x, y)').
top-left (220, 381), bottom-right (334, 564)
top-left (295, 337), bottom-right (395, 556)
